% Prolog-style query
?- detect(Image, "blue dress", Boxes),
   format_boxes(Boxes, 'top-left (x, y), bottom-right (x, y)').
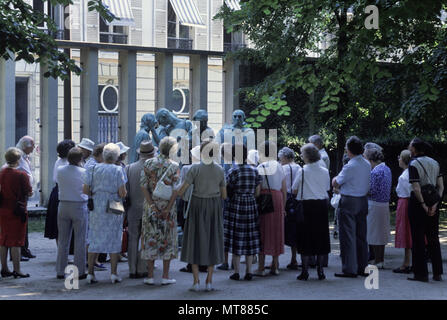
top-left (84, 163), bottom-right (125, 253)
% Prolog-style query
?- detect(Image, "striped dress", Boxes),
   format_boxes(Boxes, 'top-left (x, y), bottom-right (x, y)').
top-left (224, 164), bottom-right (262, 256)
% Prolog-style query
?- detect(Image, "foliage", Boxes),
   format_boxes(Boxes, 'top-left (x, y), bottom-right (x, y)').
top-left (0, 0), bottom-right (115, 79)
top-left (216, 0), bottom-right (447, 169)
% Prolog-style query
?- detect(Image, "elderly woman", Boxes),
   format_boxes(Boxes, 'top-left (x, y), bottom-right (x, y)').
top-left (393, 150), bottom-right (412, 274)
top-left (140, 136), bottom-right (180, 286)
top-left (292, 144), bottom-right (330, 280)
top-left (178, 140), bottom-right (227, 292)
top-left (256, 140), bottom-right (287, 276)
top-left (363, 148), bottom-right (391, 269)
top-left (45, 139), bottom-right (76, 242)
top-left (0, 148), bottom-right (33, 278)
top-left (225, 144), bottom-right (262, 281)
top-left (83, 143), bottom-right (127, 284)
top-left (278, 147), bottom-right (302, 270)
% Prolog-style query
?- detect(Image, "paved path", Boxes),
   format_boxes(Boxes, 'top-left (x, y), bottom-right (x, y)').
top-left (0, 226), bottom-right (446, 300)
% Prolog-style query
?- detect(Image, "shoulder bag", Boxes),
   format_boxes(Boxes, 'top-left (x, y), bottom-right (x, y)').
top-left (107, 199), bottom-right (125, 215)
top-left (257, 164), bottom-right (275, 215)
top-left (87, 165), bottom-right (96, 211)
top-left (415, 159), bottom-right (441, 207)
top-left (153, 163), bottom-right (174, 200)
top-left (285, 167), bottom-right (304, 224)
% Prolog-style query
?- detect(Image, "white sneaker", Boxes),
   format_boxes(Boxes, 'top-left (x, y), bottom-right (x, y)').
top-left (143, 278), bottom-right (155, 285)
top-left (189, 283), bottom-right (200, 292)
top-left (161, 278), bottom-right (176, 285)
top-left (111, 274), bottom-right (122, 284)
top-left (87, 274), bottom-right (97, 284)
top-left (205, 283), bottom-right (215, 292)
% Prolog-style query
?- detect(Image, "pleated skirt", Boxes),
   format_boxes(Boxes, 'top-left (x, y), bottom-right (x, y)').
top-left (180, 195), bottom-right (224, 266)
top-left (259, 189), bottom-right (284, 256)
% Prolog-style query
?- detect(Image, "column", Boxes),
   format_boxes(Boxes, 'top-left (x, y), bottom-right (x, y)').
top-left (119, 50), bottom-right (137, 149)
top-left (40, 63), bottom-right (58, 205)
top-left (223, 59), bottom-right (240, 123)
top-left (0, 58), bottom-right (16, 157)
top-left (154, 52), bottom-right (173, 111)
top-left (80, 48), bottom-right (99, 142)
top-left (189, 54), bottom-right (208, 115)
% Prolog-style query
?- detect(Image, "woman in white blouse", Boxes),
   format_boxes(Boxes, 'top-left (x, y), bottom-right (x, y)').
top-left (292, 144), bottom-right (330, 280)
top-left (256, 141), bottom-right (287, 276)
top-left (393, 150), bottom-right (412, 274)
top-left (278, 147), bottom-right (302, 270)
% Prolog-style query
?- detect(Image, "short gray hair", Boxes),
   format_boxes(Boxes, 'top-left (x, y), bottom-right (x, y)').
top-left (300, 143), bottom-right (321, 163)
top-left (309, 135), bottom-right (323, 149)
top-left (364, 142), bottom-right (383, 152)
top-left (16, 136), bottom-right (34, 151)
top-left (364, 148), bottom-right (384, 162)
top-left (102, 143), bottom-right (120, 163)
top-left (159, 136), bottom-right (177, 157)
top-left (278, 147), bottom-right (295, 161)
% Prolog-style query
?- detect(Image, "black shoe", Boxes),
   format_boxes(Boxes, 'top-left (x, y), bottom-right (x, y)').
top-left (334, 273), bottom-right (357, 278)
top-left (13, 271), bottom-right (30, 278)
top-left (78, 274), bottom-right (88, 280)
top-left (244, 273), bottom-right (253, 281)
top-left (20, 256), bottom-right (29, 262)
top-left (179, 267), bottom-right (192, 273)
top-left (297, 271), bottom-right (309, 281)
top-left (129, 273), bottom-right (137, 279)
top-left (433, 275), bottom-right (442, 281)
top-left (358, 272), bottom-right (369, 277)
top-left (407, 276), bottom-right (429, 283)
top-left (217, 263), bottom-right (229, 271)
top-left (393, 266), bottom-right (411, 274)
top-left (286, 263), bottom-right (299, 270)
top-left (1, 270), bottom-right (13, 277)
top-left (229, 273), bottom-right (240, 281)
top-left (317, 268), bottom-right (326, 280)
top-left (21, 249), bottom-right (36, 259)
top-left (57, 275), bottom-right (65, 279)
top-left (137, 273), bottom-right (148, 279)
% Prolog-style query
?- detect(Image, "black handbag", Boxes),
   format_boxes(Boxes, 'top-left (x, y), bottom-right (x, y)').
top-left (87, 165), bottom-right (96, 211)
top-left (416, 159), bottom-right (441, 207)
top-left (257, 164), bottom-right (274, 215)
top-left (285, 166), bottom-right (304, 224)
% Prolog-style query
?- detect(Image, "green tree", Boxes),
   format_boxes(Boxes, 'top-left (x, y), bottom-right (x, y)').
top-left (0, 0), bottom-right (116, 79)
top-left (217, 0), bottom-right (447, 169)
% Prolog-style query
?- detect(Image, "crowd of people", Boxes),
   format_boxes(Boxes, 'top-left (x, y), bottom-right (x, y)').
top-left (0, 133), bottom-right (444, 290)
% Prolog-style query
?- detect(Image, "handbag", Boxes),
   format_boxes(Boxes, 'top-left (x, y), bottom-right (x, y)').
top-left (153, 163), bottom-right (174, 200)
top-left (107, 199), bottom-right (125, 215)
top-left (87, 165), bottom-right (96, 211)
top-left (285, 167), bottom-right (304, 224)
top-left (415, 159), bottom-right (441, 207)
top-left (257, 164), bottom-right (275, 215)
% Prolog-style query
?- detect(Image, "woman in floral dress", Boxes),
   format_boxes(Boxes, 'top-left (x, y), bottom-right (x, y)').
top-left (140, 136), bottom-right (180, 285)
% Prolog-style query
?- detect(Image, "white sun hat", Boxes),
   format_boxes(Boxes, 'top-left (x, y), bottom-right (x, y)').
top-left (78, 138), bottom-right (95, 152)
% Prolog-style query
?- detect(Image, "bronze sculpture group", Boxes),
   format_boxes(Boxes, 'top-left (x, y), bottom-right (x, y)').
top-left (130, 108), bottom-right (255, 164)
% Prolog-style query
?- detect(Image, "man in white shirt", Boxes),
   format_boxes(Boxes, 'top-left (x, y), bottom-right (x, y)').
top-left (16, 136), bottom-right (36, 260)
top-left (309, 135), bottom-right (330, 170)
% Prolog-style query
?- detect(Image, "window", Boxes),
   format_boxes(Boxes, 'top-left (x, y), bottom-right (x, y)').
top-left (167, 1), bottom-right (192, 49)
top-left (99, 17), bottom-right (128, 44)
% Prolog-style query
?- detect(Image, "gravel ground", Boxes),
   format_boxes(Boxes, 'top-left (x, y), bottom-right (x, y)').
top-left (0, 226), bottom-right (446, 300)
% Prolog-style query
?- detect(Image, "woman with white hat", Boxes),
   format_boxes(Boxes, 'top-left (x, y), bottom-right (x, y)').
top-left (78, 138), bottom-right (95, 166)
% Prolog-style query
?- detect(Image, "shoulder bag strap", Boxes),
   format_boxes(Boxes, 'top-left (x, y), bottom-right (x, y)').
top-left (91, 164), bottom-right (96, 195)
top-left (261, 164), bottom-right (272, 192)
top-left (415, 158), bottom-right (435, 185)
top-left (300, 168), bottom-right (304, 200)
top-left (158, 162), bottom-right (173, 184)
top-left (289, 164), bottom-right (293, 189)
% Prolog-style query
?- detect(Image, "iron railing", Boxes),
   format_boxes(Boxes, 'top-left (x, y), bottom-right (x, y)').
top-left (223, 43), bottom-right (247, 53)
top-left (168, 37), bottom-right (193, 50)
top-left (98, 112), bottom-right (119, 143)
